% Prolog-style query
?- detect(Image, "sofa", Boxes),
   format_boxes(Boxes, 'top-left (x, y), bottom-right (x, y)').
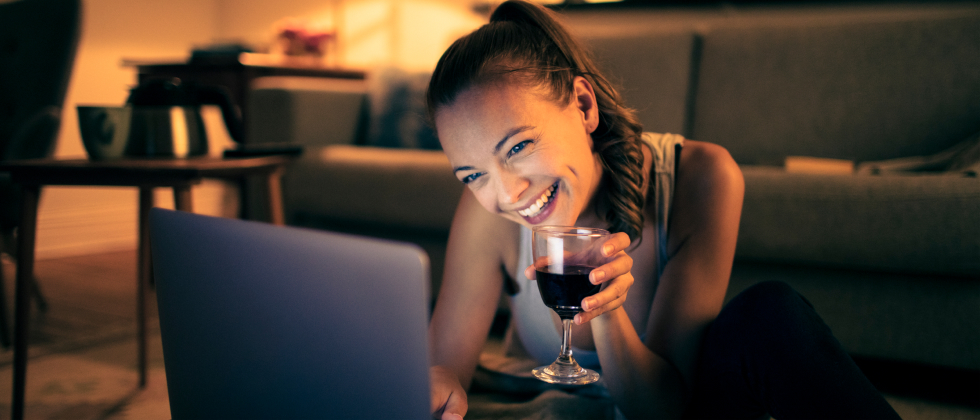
top-left (246, 2), bottom-right (980, 372)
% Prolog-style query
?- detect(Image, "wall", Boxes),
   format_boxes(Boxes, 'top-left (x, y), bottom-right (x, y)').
top-left (214, 0), bottom-right (484, 72)
top-left (34, 0), bottom-right (483, 259)
top-left (35, 0), bottom-right (230, 260)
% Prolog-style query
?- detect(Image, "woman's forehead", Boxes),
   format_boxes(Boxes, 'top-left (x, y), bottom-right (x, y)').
top-left (437, 82), bottom-right (560, 133)
top-left (437, 85), bottom-right (527, 141)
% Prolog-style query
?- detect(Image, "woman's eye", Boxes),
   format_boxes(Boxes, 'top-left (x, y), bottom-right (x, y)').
top-left (461, 173), bottom-right (483, 184)
top-left (507, 140), bottom-right (531, 158)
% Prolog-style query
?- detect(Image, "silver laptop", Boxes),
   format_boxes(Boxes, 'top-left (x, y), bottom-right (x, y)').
top-left (150, 208), bottom-right (431, 419)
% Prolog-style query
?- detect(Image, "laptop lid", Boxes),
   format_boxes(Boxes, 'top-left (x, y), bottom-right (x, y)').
top-left (150, 208), bottom-right (431, 420)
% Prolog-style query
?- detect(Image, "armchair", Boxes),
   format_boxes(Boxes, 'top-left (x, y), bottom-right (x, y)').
top-left (0, 0), bottom-right (83, 347)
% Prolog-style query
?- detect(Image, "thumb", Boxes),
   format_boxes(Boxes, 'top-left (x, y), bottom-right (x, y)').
top-left (441, 391), bottom-right (467, 420)
top-left (524, 265), bottom-right (537, 280)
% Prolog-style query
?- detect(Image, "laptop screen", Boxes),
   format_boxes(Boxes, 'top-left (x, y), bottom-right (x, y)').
top-left (150, 208), bottom-right (431, 419)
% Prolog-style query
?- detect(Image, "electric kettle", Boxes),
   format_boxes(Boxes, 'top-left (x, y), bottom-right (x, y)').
top-left (79, 78), bottom-right (243, 160)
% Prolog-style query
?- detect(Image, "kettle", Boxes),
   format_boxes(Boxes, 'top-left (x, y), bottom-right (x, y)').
top-left (124, 77), bottom-right (243, 156)
top-left (78, 78), bottom-right (243, 160)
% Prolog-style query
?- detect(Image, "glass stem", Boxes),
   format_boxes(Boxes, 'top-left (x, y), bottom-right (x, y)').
top-left (559, 318), bottom-right (574, 362)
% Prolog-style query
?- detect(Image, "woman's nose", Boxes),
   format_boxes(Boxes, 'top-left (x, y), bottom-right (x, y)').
top-left (497, 171), bottom-right (529, 205)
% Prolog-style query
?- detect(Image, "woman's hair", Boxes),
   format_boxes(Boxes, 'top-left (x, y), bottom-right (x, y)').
top-left (426, 0), bottom-right (647, 242)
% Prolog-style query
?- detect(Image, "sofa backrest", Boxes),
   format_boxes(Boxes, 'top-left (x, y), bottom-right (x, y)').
top-left (692, 9), bottom-right (980, 165)
top-left (574, 27), bottom-right (696, 136)
top-left (248, 76), bottom-right (368, 147)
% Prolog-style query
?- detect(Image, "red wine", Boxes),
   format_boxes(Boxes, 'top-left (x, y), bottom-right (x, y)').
top-left (536, 265), bottom-right (600, 320)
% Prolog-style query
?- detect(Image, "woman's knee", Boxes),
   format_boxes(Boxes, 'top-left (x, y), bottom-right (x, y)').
top-left (712, 281), bottom-right (829, 350)
top-left (722, 281), bottom-right (803, 321)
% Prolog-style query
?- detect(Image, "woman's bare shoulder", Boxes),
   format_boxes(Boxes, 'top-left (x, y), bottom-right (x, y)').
top-left (677, 140), bottom-right (743, 193)
top-left (668, 140), bottom-right (744, 254)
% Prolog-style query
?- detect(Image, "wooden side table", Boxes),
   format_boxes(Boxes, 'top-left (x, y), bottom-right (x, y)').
top-left (0, 155), bottom-right (295, 420)
top-left (123, 56), bottom-right (363, 221)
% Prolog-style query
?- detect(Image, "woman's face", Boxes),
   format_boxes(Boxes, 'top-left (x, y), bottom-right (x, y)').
top-left (435, 77), bottom-right (603, 228)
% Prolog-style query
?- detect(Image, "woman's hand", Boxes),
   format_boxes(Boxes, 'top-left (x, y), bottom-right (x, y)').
top-left (525, 231), bottom-right (634, 325)
top-left (430, 365), bottom-right (467, 420)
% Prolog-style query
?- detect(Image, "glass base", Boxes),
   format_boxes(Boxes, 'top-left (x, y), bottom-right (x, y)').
top-left (532, 362), bottom-right (600, 385)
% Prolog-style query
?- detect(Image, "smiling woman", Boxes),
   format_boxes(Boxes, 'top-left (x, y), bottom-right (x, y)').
top-left (422, 1), bottom-right (902, 420)
top-left (427, 5), bottom-right (647, 240)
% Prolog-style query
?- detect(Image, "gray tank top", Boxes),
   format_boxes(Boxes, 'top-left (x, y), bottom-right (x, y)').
top-left (508, 132), bottom-right (684, 368)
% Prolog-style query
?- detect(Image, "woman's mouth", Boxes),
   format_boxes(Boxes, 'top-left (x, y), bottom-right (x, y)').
top-left (517, 182), bottom-right (558, 222)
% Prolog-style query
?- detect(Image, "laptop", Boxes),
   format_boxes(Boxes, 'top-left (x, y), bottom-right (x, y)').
top-left (150, 208), bottom-right (431, 419)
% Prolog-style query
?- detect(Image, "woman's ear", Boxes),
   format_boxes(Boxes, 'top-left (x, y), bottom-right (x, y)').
top-left (572, 76), bottom-right (599, 134)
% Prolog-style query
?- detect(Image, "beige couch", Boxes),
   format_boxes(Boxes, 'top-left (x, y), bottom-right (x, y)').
top-left (248, 3), bottom-right (980, 372)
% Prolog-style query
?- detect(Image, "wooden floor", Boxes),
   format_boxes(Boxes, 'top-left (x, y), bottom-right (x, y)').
top-left (0, 251), bottom-right (157, 364)
top-left (0, 250), bottom-right (977, 420)
top-left (0, 251), bottom-right (168, 419)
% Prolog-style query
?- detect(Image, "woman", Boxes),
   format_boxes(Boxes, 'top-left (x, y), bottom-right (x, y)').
top-left (426, 2), bottom-right (901, 419)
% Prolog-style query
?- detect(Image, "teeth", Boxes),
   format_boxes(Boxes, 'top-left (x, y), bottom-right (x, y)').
top-left (518, 184), bottom-right (556, 217)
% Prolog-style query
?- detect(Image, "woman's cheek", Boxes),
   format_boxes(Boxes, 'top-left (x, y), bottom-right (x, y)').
top-left (473, 190), bottom-right (499, 215)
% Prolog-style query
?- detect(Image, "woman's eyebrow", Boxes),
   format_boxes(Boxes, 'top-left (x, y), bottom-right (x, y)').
top-left (453, 125), bottom-right (536, 174)
top-left (494, 125), bottom-right (535, 154)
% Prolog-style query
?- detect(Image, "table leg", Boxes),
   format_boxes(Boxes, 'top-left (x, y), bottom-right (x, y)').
top-left (0, 250), bottom-right (9, 349)
top-left (265, 168), bottom-right (285, 226)
top-left (237, 177), bottom-right (251, 221)
top-left (173, 185), bottom-right (193, 213)
top-left (11, 184), bottom-right (40, 420)
top-left (137, 187), bottom-right (153, 388)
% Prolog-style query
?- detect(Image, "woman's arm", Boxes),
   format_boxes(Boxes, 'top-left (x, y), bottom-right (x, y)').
top-left (429, 190), bottom-right (518, 419)
top-left (593, 140), bottom-right (745, 419)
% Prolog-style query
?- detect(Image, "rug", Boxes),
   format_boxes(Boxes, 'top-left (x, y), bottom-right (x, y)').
top-left (0, 355), bottom-right (170, 420)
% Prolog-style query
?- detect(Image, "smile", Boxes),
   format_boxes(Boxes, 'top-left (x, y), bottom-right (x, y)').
top-left (517, 182), bottom-right (558, 218)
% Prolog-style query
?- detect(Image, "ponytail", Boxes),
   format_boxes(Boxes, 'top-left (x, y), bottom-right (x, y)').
top-left (427, 0), bottom-right (647, 242)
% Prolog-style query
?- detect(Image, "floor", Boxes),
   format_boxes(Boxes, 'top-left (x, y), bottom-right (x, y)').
top-left (0, 251), bottom-right (168, 419)
top-left (0, 251), bottom-right (977, 419)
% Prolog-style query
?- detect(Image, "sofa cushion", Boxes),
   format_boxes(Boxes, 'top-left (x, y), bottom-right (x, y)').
top-left (693, 10), bottom-right (980, 165)
top-left (284, 145), bottom-right (463, 232)
top-left (737, 166), bottom-right (980, 277)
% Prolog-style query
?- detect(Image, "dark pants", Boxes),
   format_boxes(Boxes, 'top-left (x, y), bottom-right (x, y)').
top-left (683, 281), bottom-right (902, 419)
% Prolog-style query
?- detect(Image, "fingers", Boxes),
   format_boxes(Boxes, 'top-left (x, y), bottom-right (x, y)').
top-left (441, 391), bottom-right (468, 420)
top-left (430, 366), bottom-right (467, 419)
top-left (588, 231), bottom-right (633, 287)
top-left (520, 230), bottom-right (634, 325)
top-left (588, 251), bottom-right (632, 285)
top-left (524, 232), bottom-right (632, 281)
top-left (574, 260), bottom-right (634, 325)
top-left (575, 270), bottom-right (633, 324)
top-left (601, 232), bottom-right (632, 258)
top-left (576, 280), bottom-right (630, 324)
top-left (524, 256), bottom-right (549, 280)
top-left (532, 255), bottom-right (549, 271)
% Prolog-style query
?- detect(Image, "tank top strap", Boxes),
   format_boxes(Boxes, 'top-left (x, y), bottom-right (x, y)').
top-left (642, 132), bottom-right (685, 280)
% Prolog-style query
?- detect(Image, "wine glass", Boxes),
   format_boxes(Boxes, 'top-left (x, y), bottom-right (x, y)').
top-left (530, 225), bottom-right (609, 385)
